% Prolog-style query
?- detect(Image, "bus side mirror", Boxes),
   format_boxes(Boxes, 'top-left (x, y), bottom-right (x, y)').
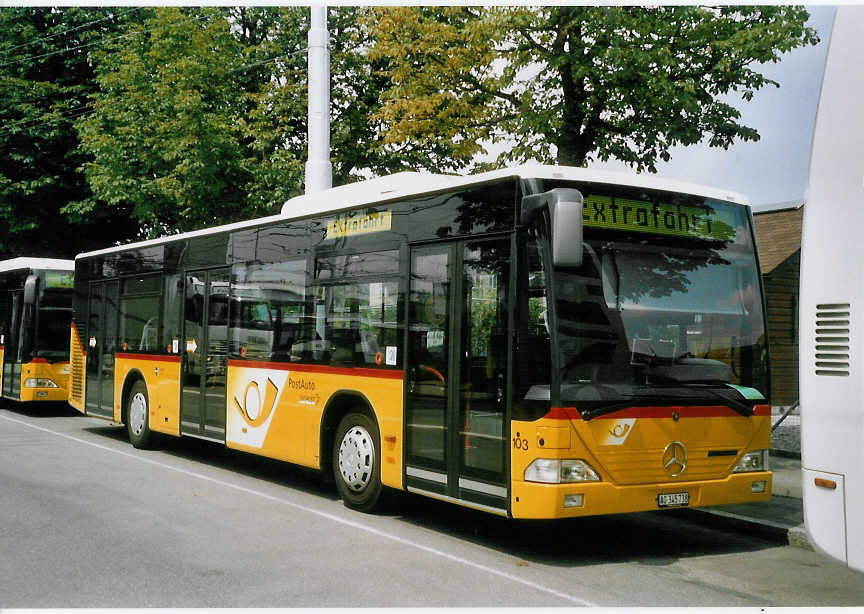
top-left (21, 274), bottom-right (39, 361)
top-left (24, 274), bottom-right (39, 305)
top-left (521, 188), bottom-right (584, 267)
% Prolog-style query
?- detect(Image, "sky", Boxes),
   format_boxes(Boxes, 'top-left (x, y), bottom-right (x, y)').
top-left (591, 6), bottom-right (837, 208)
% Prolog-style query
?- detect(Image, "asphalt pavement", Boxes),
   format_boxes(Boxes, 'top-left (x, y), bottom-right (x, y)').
top-left (5, 401), bottom-right (864, 608)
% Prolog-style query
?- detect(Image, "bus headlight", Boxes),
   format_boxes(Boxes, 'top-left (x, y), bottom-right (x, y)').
top-left (24, 378), bottom-right (59, 388)
top-left (525, 459), bottom-right (601, 483)
top-left (733, 450), bottom-right (769, 473)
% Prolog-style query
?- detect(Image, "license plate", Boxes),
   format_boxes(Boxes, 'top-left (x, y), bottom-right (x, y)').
top-left (658, 492), bottom-right (689, 508)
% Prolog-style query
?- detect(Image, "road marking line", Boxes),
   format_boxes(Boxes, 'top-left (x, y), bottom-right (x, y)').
top-left (0, 412), bottom-right (595, 606)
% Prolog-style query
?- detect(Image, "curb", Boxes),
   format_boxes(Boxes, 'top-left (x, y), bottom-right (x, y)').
top-left (677, 507), bottom-right (812, 550)
top-left (679, 507), bottom-right (788, 543)
top-left (770, 449), bottom-right (802, 460)
top-left (788, 525), bottom-right (814, 550)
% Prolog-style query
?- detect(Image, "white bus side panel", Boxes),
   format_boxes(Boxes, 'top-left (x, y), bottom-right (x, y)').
top-left (800, 6), bottom-right (864, 571)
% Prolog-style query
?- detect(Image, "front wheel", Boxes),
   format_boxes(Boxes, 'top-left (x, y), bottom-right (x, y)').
top-left (333, 412), bottom-right (383, 512)
top-left (126, 379), bottom-right (154, 449)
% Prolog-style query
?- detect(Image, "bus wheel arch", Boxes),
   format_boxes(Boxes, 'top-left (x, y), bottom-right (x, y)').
top-left (121, 371), bottom-right (153, 449)
top-left (120, 370), bottom-right (146, 425)
top-left (320, 391), bottom-right (384, 512)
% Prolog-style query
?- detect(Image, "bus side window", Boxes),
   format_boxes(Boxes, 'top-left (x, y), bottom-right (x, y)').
top-left (312, 281), bottom-right (399, 367)
top-left (119, 274), bottom-right (161, 353)
top-left (230, 258), bottom-right (306, 362)
top-left (308, 250), bottom-right (401, 369)
top-left (514, 225), bottom-right (552, 416)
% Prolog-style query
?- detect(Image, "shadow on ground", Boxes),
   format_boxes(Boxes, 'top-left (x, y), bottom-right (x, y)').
top-left (0, 399), bottom-right (79, 417)
top-left (82, 421), bottom-right (339, 504)
top-left (56, 408), bottom-right (782, 570)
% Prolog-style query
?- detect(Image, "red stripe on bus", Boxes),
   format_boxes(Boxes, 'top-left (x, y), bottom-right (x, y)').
top-left (30, 357), bottom-right (49, 363)
top-left (115, 352), bottom-right (182, 363)
top-left (227, 359), bottom-right (404, 380)
top-left (544, 407), bottom-right (583, 420)
top-left (546, 404), bottom-right (771, 420)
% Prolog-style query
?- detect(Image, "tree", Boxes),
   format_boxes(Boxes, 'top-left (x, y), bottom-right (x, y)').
top-left (242, 7), bottom-right (415, 189)
top-left (74, 7), bottom-right (400, 232)
top-left (368, 6), bottom-right (819, 172)
top-left (0, 7), bottom-right (142, 257)
top-left (74, 7), bottom-right (301, 234)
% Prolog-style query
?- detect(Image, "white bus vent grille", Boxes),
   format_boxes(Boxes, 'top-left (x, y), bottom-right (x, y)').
top-left (815, 303), bottom-right (851, 376)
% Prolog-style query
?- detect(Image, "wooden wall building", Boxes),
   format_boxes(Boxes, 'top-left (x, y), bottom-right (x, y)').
top-left (752, 201), bottom-right (804, 407)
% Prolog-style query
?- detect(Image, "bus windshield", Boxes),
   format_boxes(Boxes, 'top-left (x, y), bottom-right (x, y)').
top-left (551, 196), bottom-right (768, 413)
top-left (36, 287), bottom-right (73, 360)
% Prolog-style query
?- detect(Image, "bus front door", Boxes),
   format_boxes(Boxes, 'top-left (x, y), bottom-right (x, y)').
top-left (405, 238), bottom-right (511, 514)
top-left (85, 281), bottom-right (119, 418)
top-left (2, 291), bottom-right (21, 399)
top-left (180, 268), bottom-right (230, 441)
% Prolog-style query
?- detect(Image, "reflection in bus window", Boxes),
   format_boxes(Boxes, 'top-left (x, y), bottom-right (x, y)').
top-left (310, 282), bottom-right (399, 367)
top-left (36, 287), bottom-right (73, 359)
top-left (303, 250), bottom-right (401, 368)
top-left (230, 259), bottom-right (306, 361)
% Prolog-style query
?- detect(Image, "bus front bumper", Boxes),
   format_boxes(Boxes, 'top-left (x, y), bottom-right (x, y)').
top-left (19, 386), bottom-right (69, 402)
top-left (510, 471), bottom-right (772, 519)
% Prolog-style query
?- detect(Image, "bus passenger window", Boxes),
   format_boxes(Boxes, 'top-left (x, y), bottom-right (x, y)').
top-left (230, 259), bottom-right (306, 362)
top-left (309, 250), bottom-right (401, 368)
top-left (310, 281), bottom-right (399, 367)
top-left (119, 274), bottom-right (161, 353)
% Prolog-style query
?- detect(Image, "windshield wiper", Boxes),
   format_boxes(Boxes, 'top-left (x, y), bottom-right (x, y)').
top-left (685, 385), bottom-right (754, 418)
top-left (569, 385), bottom-right (754, 421)
top-left (578, 400), bottom-right (638, 421)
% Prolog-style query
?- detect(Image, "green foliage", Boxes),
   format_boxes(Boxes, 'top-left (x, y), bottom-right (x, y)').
top-left (0, 6), bottom-right (823, 253)
top-left (368, 6), bottom-right (819, 172)
top-left (75, 7), bottom-right (402, 232)
top-left (0, 7), bottom-right (141, 256)
top-left (74, 7), bottom-right (303, 234)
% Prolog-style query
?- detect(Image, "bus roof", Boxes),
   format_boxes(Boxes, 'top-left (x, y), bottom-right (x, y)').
top-left (77, 165), bottom-right (749, 260)
top-left (0, 257), bottom-right (75, 273)
top-left (280, 165), bottom-right (749, 218)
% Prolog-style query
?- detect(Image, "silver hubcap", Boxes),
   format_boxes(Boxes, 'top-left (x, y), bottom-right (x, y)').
top-left (338, 425), bottom-right (374, 492)
top-left (129, 392), bottom-right (147, 437)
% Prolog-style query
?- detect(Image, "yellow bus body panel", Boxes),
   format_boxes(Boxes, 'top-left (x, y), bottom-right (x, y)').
top-left (18, 360), bottom-right (70, 402)
top-left (225, 364), bottom-right (404, 489)
top-left (114, 356), bottom-right (181, 435)
top-left (511, 410), bottom-right (772, 519)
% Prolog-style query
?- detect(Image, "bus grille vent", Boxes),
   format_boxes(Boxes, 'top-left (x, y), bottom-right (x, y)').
top-left (69, 330), bottom-right (85, 403)
top-left (815, 303), bottom-right (851, 376)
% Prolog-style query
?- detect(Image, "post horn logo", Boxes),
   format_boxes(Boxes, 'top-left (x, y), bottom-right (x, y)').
top-left (662, 441), bottom-right (688, 477)
top-left (233, 378), bottom-right (279, 428)
top-left (609, 423), bottom-right (631, 438)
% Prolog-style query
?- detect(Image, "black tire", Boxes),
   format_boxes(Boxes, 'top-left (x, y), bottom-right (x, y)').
top-left (332, 412), bottom-right (383, 512)
top-left (126, 379), bottom-right (153, 449)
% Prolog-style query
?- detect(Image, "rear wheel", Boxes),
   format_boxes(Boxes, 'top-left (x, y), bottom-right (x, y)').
top-left (126, 379), bottom-right (153, 449)
top-left (333, 412), bottom-right (383, 512)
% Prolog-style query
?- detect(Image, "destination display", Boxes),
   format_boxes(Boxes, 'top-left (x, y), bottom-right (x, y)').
top-left (44, 270), bottom-right (74, 289)
top-left (326, 210), bottom-right (392, 239)
top-left (582, 194), bottom-right (736, 241)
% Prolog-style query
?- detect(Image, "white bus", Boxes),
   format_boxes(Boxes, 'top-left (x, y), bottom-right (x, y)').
top-left (800, 6), bottom-right (864, 572)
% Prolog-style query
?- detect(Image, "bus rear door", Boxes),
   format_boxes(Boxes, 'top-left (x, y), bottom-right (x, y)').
top-left (180, 268), bottom-right (230, 441)
top-left (85, 281), bottom-right (119, 418)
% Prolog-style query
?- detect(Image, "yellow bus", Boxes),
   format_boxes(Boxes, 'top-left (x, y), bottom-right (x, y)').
top-left (69, 166), bottom-right (772, 517)
top-left (0, 258), bottom-right (75, 403)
